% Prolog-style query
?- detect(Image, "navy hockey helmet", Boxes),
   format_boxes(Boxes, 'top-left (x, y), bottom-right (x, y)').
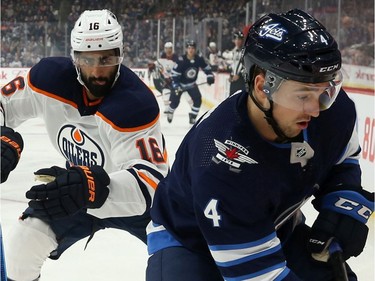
top-left (242, 9), bottom-right (341, 84)
top-left (233, 31), bottom-right (244, 40)
top-left (186, 40), bottom-right (197, 48)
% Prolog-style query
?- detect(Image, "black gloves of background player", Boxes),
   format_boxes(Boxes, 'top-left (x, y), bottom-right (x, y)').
top-left (1, 126), bottom-right (24, 183)
top-left (207, 75), bottom-right (215, 85)
top-left (308, 185), bottom-right (374, 261)
top-left (172, 82), bottom-right (183, 95)
top-left (26, 165), bottom-right (110, 220)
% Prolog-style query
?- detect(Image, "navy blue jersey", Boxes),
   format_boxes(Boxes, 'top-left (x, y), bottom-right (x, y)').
top-left (148, 89), bottom-right (361, 280)
top-left (171, 54), bottom-right (214, 86)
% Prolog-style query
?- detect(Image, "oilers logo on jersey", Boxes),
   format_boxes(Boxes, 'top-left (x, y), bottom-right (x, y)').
top-left (212, 139), bottom-right (258, 172)
top-left (57, 124), bottom-right (105, 167)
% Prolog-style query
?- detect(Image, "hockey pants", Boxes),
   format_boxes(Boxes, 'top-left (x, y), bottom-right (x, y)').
top-left (5, 208), bottom-right (149, 280)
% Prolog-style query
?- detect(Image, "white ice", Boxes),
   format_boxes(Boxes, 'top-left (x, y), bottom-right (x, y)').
top-left (1, 95), bottom-right (374, 280)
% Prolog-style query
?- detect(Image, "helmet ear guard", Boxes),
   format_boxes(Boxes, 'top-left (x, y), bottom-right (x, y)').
top-left (262, 71), bottom-right (283, 98)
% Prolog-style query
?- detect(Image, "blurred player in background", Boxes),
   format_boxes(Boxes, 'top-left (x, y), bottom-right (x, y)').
top-left (1, 9), bottom-right (168, 281)
top-left (206, 42), bottom-right (222, 72)
top-left (148, 41), bottom-right (179, 110)
top-left (165, 40), bottom-right (215, 125)
top-left (146, 9), bottom-right (374, 281)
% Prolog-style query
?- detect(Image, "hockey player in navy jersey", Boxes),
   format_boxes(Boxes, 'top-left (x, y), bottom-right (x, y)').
top-left (1, 10), bottom-right (168, 281)
top-left (146, 9), bottom-right (374, 281)
top-left (165, 40), bottom-right (215, 124)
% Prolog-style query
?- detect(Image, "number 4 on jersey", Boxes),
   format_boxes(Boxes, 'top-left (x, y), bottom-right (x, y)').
top-left (204, 199), bottom-right (221, 227)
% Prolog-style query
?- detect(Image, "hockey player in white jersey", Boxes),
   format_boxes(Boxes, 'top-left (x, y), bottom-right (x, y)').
top-left (1, 9), bottom-right (168, 281)
top-left (148, 42), bottom-right (179, 110)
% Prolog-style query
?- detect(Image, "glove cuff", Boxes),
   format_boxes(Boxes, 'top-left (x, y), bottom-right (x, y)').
top-left (320, 191), bottom-right (374, 224)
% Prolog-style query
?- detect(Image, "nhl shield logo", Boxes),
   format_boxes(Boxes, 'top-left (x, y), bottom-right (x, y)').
top-left (212, 139), bottom-right (258, 172)
top-left (290, 141), bottom-right (314, 167)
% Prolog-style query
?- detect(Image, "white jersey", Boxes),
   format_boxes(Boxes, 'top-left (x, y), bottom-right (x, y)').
top-left (150, 58), bottom-right (177, 80)
top-left (1, 57), bottom-right (169, 219)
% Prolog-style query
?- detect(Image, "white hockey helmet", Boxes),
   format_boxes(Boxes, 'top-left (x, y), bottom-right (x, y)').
top-left (164, 42), bottom-right (173, 49)
top-left (71, 9), bottom-right (123, 57)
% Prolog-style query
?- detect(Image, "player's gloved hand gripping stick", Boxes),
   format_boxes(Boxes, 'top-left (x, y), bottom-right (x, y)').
top-left (26, 165), bottom-right (110, 220)
top-left (329, 240), bottom-right (349, 281)
top-left (1, 126), bottom-right (24, 183)
top-left (308, 184), bottom-right (374, 279)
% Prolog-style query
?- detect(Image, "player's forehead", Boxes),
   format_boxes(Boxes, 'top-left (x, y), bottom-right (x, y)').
top-left (76, 49), bottom-right (116, 58)
top-left (281, 79), bottom-right (331, 90)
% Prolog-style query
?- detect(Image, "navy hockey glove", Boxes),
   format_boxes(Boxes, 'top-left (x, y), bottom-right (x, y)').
top-left (207, 75), bottom-right (215, 85)
top-left (308, 185), bottom-right (374, 261)
top-left (26, 165), bottom-right (110, 220)
top-left (172, 82), bottom-right (183, 95)
top-left (1, 126), bottom-right (24, 183)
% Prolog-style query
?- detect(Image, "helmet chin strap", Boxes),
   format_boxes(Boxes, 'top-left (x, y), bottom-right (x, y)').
top-left (249, 92), bottom-right (290, 143)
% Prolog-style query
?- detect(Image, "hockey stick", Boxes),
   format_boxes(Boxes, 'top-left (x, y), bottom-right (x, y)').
top-left (155, 82), bottom-right (208, 97)
top-left (329, 240), bottom-right (349, 281)
top-left (0, 225), bottom-right (7, 280)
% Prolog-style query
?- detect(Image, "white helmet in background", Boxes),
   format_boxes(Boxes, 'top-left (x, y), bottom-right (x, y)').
top-left (71, 9), bottom-right (123, 57)
top-left (164, 42), bottom-right (173, 49)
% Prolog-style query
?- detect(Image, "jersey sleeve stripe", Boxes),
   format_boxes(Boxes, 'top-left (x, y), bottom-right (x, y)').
top-left (128, 169), bottom-right (152, 211)
top-left (132, 164), bottom-right (166, 182)
top-left (96, 111), bottom-right (160, 132)
top-left (209, 232), bottom-right (277, 251)
top-left (342, 158), bottom-right (359, 165)
top-left (146, 222), bottom-right (183, 254)
top-left (223, 262), bottom-right (289, 281)
top-left (213, 244), bottom-right (282, 267)
top-left (27, 75), bottom-right (78, 109)
top-left (208, 233), bottom-right (281, 265)
top-left (136, 171), bottom-right (158, 190)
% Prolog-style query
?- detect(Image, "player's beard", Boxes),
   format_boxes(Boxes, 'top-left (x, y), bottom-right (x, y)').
top-left (82, 71), bottom-right (117, 98)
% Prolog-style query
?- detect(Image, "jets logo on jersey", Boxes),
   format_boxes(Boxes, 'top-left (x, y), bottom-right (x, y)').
top-left (212, 139), bottom-right (258, 172)
top-left (186, 67), bottom-right (197, 79)
top-left (57, 125), bottom-right (105, 167)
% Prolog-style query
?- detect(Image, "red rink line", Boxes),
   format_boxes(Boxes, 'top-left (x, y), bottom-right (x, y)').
top-left (343, 86), bottom-right (375, 96)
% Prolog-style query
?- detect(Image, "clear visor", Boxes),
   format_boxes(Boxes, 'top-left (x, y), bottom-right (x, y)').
top-left (73, 54), bottom-right (123, 67)
top-left (270, 71), bottom-right (343, 112)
